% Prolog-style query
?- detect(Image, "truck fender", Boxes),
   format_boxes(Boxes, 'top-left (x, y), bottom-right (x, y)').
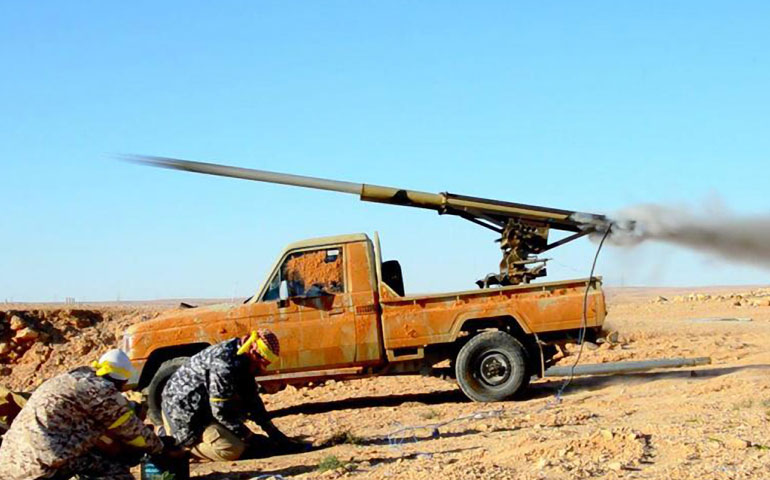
top-left (448, 310), bottom-right (534, 342)
top-left (137, 343), bottom-right (210, 390)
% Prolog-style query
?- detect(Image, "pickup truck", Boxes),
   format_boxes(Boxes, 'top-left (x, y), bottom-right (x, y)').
top-left (123, 233), bottom-right (606, 423)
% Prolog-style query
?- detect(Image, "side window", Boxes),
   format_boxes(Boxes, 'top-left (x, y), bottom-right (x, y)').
top-left (262, 268), bottom-right (282, 302)
top-left (261, 248), bottom-right (344, 301)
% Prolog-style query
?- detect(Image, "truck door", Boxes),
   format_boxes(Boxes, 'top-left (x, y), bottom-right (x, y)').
top-left (253, 245), bottom-right (357, 372)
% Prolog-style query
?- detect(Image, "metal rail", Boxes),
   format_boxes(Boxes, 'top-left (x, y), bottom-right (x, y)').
top-left (127, 154), bottom-right (610, 285)
top-left (125, 155), bottom-right (605, 229)
top-left (544, 357), bottom-right (711, 377)
top-left (127, 155), bottom-right (363, 195)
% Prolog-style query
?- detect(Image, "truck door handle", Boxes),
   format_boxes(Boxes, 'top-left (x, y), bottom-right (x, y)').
top-left (329, 308), bottom-right (344, 315)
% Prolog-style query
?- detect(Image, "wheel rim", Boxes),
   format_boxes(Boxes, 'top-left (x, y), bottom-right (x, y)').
top-left (478, 351), bottom-right (511, 386)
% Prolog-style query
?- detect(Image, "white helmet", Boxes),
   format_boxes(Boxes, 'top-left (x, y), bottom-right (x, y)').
top-left (93, 349), bottom-right (138, 383)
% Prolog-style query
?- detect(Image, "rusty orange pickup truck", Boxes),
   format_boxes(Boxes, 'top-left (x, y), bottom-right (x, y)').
top-left (123, 233), bottom-right (605, 422)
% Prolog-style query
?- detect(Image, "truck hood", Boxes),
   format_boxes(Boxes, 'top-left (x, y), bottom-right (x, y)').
top-left (126, 302), bottom-right (243, 337)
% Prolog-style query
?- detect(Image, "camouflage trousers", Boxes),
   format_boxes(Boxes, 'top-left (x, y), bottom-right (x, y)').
top-left (48, 448), bottom-right (135, 480)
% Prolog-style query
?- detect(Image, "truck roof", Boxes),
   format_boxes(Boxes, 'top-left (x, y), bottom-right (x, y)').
top-left (284, 233), bottom-right (370, 250)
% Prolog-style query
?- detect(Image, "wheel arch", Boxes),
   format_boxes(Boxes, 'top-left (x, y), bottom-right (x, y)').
top-left (455, 315), bottom-right (541, 377)
top-left (137, 343), bottom-right (209, 390)
top-left (450, 308), bottom-right (533, 339)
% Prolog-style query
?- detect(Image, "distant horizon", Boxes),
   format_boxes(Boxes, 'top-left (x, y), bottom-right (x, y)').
top-left (3, 284), bottom-right (769, 305)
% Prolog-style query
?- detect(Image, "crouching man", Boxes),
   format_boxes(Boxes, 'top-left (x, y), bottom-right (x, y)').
top-left (162, 329), bottom-right (298, 462)
top-left (0, 349), bottom-right (171, 480)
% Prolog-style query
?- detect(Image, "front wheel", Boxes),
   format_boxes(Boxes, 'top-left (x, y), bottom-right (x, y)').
top-left (146, 357), bottom-right (189, 425)
top-left (455, 331), bottom-right (528, 402)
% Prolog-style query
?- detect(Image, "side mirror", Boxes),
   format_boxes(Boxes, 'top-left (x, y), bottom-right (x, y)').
top-left (279, 280), bottom-right (290, 302)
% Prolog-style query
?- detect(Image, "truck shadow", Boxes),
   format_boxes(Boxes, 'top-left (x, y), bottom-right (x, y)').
top-left (270, 388), bottom-right (469, 418)
top-left (269, 364), bottom-right (770, 418)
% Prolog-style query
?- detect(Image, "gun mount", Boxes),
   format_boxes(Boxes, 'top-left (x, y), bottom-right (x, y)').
top-left (129, 155), bottom-right (609, 287)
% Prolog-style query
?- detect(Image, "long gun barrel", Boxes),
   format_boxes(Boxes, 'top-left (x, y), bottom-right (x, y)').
top-left (128, 155), bottom-right (609, 286)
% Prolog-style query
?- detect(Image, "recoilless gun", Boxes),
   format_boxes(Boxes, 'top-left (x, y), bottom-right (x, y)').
top-left (129, 156), bottom-right (610, 287)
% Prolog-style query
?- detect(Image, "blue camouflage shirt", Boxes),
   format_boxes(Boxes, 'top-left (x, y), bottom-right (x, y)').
top-left (161, 339), bottom-right (260, 446)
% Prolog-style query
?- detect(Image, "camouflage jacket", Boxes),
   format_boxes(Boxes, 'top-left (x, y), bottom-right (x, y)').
top-left (0, 367), bottom-right (162, 480)
top-left (162, 338), bottom-right (282, 447)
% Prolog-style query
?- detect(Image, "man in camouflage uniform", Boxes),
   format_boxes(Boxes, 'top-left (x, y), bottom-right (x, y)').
top-left (0, 349), bottom-right (166, 480)
top-left (162, 329), bottom-right (295, 461)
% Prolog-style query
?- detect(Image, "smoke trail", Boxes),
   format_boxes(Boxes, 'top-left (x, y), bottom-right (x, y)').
top-left (577, 204), bottom-right (770, 269)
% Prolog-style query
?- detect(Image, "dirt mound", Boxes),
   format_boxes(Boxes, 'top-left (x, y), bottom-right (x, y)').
top-left (652, 288), bottom-right (770, 307)
top-left (0, 307), bottom-right (163, 390)
top-left (520, 426), bottom-right (651, 477)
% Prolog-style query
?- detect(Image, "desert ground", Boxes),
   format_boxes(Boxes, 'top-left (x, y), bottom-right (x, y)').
top-left (2, 286), bottom-right (770, 479)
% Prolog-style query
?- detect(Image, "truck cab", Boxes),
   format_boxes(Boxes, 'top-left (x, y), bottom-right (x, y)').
top-left (124, 233), bottom-right (605, 423)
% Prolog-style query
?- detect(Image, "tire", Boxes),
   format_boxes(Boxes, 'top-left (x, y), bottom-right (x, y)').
top-left (147, 357), bottom-right (189, 425)
top-left (455, 331), bottom-right (528, 402)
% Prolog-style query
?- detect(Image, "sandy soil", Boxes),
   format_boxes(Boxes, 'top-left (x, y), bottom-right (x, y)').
top-left (3, 286), bottom-right (770, 479)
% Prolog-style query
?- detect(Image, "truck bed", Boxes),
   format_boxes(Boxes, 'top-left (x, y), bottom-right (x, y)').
top-left (379, 277), bottom-right (605, 352)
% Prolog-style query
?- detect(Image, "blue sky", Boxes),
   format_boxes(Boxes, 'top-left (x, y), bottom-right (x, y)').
top-left (2, 2), bottom-right (769, 301)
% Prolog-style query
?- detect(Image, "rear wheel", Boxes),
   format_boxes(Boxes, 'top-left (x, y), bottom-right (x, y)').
top-left (146, 357), bottom-right (189, 425)
top-left (455, 331), bottom-right (528, 402)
